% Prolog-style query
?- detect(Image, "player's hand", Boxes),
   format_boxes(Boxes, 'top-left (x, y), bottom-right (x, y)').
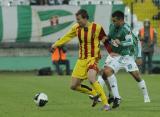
top-left (135, 58), bottom-right (142, 65)
top-left (111, 40), bottom-right (119, 47)
top-left (115, 39), bottom-right (121, 45)
top-left (50, 45), bottom-right (56, 53)
top-left (110, 52), bottom-right (119, 57)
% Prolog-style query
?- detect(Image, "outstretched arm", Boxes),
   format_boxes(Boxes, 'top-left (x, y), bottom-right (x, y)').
top-left (98, 27), bottom-right (112, 53)
top-left (136, 39), bottom-right (142, 58)
top-left (135, 39), bottom-right (142, 65)
top-left (51, 25), bottom-right (77, 52)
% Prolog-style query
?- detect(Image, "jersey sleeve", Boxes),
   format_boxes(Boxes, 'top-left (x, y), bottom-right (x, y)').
top-left (120, 25), bottom-right (134, 46)
top-left (103, 39), bottom-right (112, 53)
top-left (98, 27), bottom-right (107, 40)
top-left (136, 39), bottom-right (142, 58)
top-left (54, 24), bottom-right (77, 47)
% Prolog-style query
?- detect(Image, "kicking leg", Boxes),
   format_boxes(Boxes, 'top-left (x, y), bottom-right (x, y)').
top-left (104, 66), bottom-right (121, 108)
top-left (70, 77), bottom-right (97, 96)
top-left (88, 69), bottom-right (110, 111)
top-left (101, 72), bottom-right (114, 104)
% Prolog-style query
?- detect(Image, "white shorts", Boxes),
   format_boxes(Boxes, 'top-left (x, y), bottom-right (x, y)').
top-left (104, 55), bottom-right (139, 73)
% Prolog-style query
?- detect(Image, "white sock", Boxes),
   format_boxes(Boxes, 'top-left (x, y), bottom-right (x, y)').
top-left (108, 74), bottom-right (121, 99)
top-left (138, 80), bottom-right (150, 98)
top-left (97, 75), bottom-right (105, 88)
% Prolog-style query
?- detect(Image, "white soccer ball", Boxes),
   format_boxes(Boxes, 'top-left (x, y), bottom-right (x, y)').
top-left (34, 93), bottom-right (48, 107)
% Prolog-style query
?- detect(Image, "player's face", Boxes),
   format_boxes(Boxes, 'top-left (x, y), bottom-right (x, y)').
top-left (112, 17), bottom-right (121, 27)
top-left (76, 15), bottom-right (87, 27)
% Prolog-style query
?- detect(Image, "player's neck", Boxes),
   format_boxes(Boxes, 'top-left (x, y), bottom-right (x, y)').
top-left (119, 21), bottom-right (125, 27)
top-left (83, 21), bottom-right (91, 28)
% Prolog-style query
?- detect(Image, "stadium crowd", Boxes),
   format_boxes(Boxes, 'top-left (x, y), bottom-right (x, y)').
top-left (0, 0), bottom-right (70, 6)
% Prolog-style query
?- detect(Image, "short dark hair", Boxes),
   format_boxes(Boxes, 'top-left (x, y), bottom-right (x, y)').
top-left (112, 11), bottom-right (124, 20)
top-left (76, 9), bottom-right (89, 19)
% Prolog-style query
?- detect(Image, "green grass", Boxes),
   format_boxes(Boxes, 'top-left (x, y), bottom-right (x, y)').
top-left (0, 72), bottom-right (160, 117)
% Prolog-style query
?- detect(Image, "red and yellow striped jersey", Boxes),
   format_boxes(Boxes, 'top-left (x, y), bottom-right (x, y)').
top-left (54, 22), bottom-right (106, 59)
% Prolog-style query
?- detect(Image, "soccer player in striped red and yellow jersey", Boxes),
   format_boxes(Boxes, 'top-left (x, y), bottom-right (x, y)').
top-left (51, 9), bottom-right (111, 111)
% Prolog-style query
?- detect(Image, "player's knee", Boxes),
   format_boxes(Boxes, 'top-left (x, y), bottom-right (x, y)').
top-left (104, 67), bottom-right (113, 76)
top-left (134, 76), bottom-right (142, 82)
top-left (70, 85), bottom-right (77, 90)
top-left (130, 71), bottom-right (142, 82)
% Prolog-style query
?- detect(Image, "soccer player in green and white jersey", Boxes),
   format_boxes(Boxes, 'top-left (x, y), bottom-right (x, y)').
top-left (97, 11), bottom-right (150, 109)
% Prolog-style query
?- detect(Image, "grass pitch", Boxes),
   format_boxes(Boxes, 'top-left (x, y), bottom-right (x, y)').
top-left (0, 72), bottom-right (160, 117)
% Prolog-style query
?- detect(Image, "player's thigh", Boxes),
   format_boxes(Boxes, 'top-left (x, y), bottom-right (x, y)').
top-left (72, 59), bottom-right (87, 79)
top-left (87, 57), bottom-right (99, 71)
top-left (70, 77), bottom-right (83, 89)
top-left (124, 57), bottom-right (139, 72)
top-left (87, 69), bottom-right (97, 83)
top-left (129, 70), bottom-right (142, 82)
top-left (103, 66), bottom-right (114, 76)
top-left (104, 55), bottom-right (113, 66)
top-left (104, 56), bottom-right (121, 73)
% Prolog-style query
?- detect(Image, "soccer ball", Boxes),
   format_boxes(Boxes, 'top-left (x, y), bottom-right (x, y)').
top-left (34, 93), bottom-right (48, 107)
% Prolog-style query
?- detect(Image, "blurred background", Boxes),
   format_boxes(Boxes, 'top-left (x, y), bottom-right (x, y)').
top-left (0, 0), bottom-right (160, 74)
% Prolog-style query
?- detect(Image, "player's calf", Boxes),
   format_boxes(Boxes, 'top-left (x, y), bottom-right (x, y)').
top-left (108, 94), bottom-right (114, 104)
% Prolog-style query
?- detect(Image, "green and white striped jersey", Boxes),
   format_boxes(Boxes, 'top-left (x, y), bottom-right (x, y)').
top-left (108, 23), bottom-right (141, 57)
